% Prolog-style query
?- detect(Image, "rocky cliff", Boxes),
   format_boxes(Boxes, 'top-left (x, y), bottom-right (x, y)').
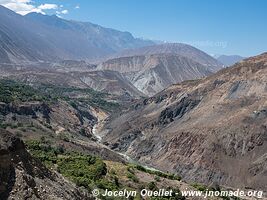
top-left (98, 54), bottom-right (213, 96)
top-left (0, 129), bottom-right (93, 200)
top-left (102, 53), bottom-right (267, 191)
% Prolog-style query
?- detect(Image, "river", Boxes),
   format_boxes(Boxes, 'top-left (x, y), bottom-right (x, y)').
top-left (92, 117), bottom-right (162, 172)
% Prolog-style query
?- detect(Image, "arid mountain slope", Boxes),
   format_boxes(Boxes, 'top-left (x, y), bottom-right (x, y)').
top-left (0, 63), bottom-right (144, 98)
top-left (102, 53), bottom-right (267, 191)
top-left (0, 5), bottom-right (154, 63)
top-left (0, 80), bottom-right (209, 200)
top-left (0, 6), bottom-right (58, 64)
top-left (99, 54), bottom-right (213, 96)
top-left (0, 79), bottom-right (125, 163)
top-left (110, 43), bottom-right (223, 71)
top-left (216, 55), bottom-right (245, 66)
top-left (0, 129), bottom-right (93, 200)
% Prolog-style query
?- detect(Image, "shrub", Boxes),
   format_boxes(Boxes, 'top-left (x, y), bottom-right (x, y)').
top-left (96, 179), bottom-right (118, 190)
top-left (26, 140), bottom-right (107, 190)
top-left (0, 123), bottom-right (8, 129)
top-left (191, 183), bottom-right (208, 191)
top-left (147, 181), bottom-right (157, 190)
top-left (79, 128), bottom-right (86, 136)
top-left (113, 176), bottom-right (119, 187)
top-left (134, 165), bottom-right (181, 181)
top-left (135, 165), bottom-right (147, 172)
top-left (127, 172), bottom-right (139, 183)
top-left (154, 176), bottom-right (161, 182)
top-left (0, 79), bottom-right (47, 103)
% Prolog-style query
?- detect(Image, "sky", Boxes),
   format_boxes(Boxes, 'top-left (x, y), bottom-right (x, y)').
top-left (0, 0), bottom-right (267, 57)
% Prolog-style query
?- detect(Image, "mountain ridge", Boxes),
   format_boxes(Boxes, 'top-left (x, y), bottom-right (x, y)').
top-left (215, 54), bottom-right (245, 66)
top-left (101, 52), bottom-right (267, 190)
top-left (109, 43), bottom-right (223, 71)
top-left (0, 5), bottom-right (155, 64)
top-left (97, 43), bottom-right (223, 96)
top-left (98, 53), bottom-right (213, 96)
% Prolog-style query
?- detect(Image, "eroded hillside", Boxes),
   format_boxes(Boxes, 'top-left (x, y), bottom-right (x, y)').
top-left (102, 53), bottom-right (267, 191)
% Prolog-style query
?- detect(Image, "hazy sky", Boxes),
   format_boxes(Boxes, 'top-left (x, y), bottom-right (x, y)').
top-left (1, 0), bottom-right (266, 57)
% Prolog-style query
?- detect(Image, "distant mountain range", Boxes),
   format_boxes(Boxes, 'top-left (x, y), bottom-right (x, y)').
top-left (0, 6), bottom-right (228, 96)
top-left (99, 43), bottom-right (222, 95)
top-left (112, 43), bottom-right (222, 71)
top-left (0, 5), bottom-right (224, 97)
top-left (214, 54), bottom-right (245, 66)
top-left (0, 5), bottom-right (154, 64)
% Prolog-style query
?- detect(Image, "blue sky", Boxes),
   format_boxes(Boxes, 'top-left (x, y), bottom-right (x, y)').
top-left (1, 0), bottom-right (266, 57)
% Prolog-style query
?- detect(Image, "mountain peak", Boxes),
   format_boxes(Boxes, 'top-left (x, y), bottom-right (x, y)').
top-left (0, 5), bottom-right (155, 63)
top-left (215, 54), bottom-right (245, 66)
top-left (111, 42), bottom-right (223, 71)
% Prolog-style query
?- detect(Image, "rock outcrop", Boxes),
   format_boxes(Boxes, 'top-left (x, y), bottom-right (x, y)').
top-left (0, 129), bottom-right (93, 200)
top-left (98, 54), bottom-right (213, 96)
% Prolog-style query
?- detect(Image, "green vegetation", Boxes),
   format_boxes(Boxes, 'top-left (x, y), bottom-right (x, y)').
top-left (25, 140), bottom-right (133, 199)
top-left (36, 84), bottom-right (120, 112)
top-left (127, 171), bottom-right (139, 183)
top-left (0, 79), bottom-right (48, 103)
top-left (58, 132), bottom-right (71, 142)
top-left (0, 122), bottom-right (24, 129)
top-left (154, 175), bottom-right (161, 182)
top-left (37, 84), bottom-right (107, 100)
top-left (147, 181), bottom-right (157, 190)
top-left (0, 79), bottom-right (119, 112)
top-left (57, 153), bottom-right (107, 188)
top-left (26, 140), bottom-right (107, 191)
top-left (132, 164), bottom-right (181, 181)
top-left (25, 139), bottom-right (186, 200)
top-left (78, 97), bottom-right (119, 112)
top-left (0, 123), bottom-right (8, 129)
top-left (190, 182), bottom-right (208, 191)
top-left (190, 182), bottom-right (241, 200)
